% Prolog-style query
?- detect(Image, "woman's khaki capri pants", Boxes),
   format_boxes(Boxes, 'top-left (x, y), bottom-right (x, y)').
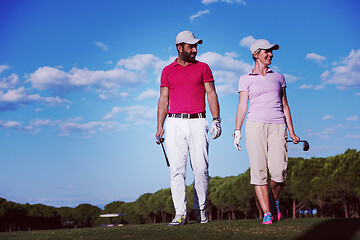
top-left (245, 121), bottom-right (288, 185)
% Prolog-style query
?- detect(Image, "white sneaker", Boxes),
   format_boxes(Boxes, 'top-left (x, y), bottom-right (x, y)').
top-left (195, 210), bottom-right (208, 223)
top-left (168, 214), bottom-right (187, 226)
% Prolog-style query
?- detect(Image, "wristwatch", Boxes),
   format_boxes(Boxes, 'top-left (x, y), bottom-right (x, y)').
top-left (213, 117), bottom-right (221, 122)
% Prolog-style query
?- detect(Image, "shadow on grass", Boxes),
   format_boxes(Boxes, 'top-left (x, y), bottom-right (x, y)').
top-left (295, 218), bottom-right (360, 240)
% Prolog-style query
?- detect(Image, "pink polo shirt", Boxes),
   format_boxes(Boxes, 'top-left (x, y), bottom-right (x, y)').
top-left (238, 69), bottom-right (286, 124)
top-left (161, 59), bottom-right (214, 114)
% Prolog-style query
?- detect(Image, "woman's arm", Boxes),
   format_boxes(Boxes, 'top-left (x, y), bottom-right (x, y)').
top-left (282, 87), bottom-right (300, 143)
top-left (235, 91), bottom-right (249, 130)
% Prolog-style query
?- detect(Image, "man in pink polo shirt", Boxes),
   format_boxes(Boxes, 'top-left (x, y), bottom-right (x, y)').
top-left (156, 30), bottom-right (221, 226)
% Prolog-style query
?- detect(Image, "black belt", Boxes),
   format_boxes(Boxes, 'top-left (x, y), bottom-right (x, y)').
top-left (168, 112), bottom-right (206, 119)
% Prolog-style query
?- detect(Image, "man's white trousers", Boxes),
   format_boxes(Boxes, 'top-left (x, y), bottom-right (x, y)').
top-left (165, 117), bottom-right (209, 216)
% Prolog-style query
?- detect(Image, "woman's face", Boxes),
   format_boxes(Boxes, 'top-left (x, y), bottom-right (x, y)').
top-left (256, 49), bottom-right (273, 66)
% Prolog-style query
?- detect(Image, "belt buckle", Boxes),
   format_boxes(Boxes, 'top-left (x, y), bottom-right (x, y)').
top-left (181, 113), bottom-right (189, 119)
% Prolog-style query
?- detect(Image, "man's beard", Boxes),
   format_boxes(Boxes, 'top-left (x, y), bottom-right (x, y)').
top-left (181, 51), bottom-right (196, 63)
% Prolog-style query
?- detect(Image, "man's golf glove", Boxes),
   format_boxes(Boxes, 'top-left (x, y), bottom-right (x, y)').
top-left (233, 129), bottom-right (242, 151)
top-left (210, 118), bottom-right (222, 139)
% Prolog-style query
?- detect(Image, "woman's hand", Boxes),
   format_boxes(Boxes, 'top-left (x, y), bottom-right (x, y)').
top-left (290, 133), bottom-right (300, 144)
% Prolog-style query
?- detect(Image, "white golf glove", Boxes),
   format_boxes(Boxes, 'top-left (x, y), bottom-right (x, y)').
top-left (233, 129), bottom-right (242, 151)
top-left (210, 118), bottom-right (222, 139)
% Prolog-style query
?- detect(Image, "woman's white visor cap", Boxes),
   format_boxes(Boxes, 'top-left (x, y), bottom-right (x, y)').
top-left (250, 39), bottom-right (279, 54)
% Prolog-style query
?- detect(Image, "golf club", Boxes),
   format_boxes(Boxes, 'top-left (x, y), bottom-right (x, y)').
top-left (156, 136), bottom-right (170, 167)
top-left (287, 139), bottom-right (310, 151)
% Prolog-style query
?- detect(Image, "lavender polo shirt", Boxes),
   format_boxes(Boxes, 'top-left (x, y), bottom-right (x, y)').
top-left (238, 69), bottom-right (286, 124)
top-left (161, 59), bottom-right (214, 114)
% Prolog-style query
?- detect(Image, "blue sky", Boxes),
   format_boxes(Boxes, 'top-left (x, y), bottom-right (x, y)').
top-left (1, 0), bottom-right (359, 208)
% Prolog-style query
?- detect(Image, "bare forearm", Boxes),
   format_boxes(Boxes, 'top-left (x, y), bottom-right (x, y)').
top-left (207, 91), bottom-right (220, 119)
top-left (284, 105), bottom-right (295, 135)
top-left (205, 82), bottom-right (220, 119)
top-left (235, 91), bottom-right (248, 130)
top-left (157, 102), bottom-right (168, 128)
top-left (156, 87), bottom-right (169, 138)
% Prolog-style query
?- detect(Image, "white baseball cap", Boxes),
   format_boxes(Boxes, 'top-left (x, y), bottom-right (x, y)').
top-left (250, 39), bottom-right (279, 54)
top-left (176, 30), bottom-right (203, 45)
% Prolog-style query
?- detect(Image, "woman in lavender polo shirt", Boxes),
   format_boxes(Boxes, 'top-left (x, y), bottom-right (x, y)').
top-left (234, 39), bottom-right (300, 225)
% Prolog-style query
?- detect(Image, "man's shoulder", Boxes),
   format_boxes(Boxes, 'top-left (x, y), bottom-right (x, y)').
top-left (162, 60), bottom-right (177, 73)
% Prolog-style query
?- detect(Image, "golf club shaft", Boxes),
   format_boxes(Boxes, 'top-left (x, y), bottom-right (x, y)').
top-left (161, 142), bottom-right (170, 167)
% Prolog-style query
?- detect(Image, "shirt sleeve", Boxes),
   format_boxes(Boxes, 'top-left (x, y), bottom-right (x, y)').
top-left (203, 63), bottom-right (214, 83)
top-left (238, 75), bottom-right (249, 92)
top-left (160, 66), bottom-right (170, 87)
top-left (280, 73), bottom-right (286, 88)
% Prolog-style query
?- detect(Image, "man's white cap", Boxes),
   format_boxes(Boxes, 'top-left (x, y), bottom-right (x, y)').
top-left (250, 39), bottom-right (279, 54)
top-left (176, 30), bottom-right (203, 45)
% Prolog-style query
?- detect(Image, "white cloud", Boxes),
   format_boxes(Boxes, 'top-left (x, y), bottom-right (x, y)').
top-left (322, 49), bottom-right (360, 89)
top-left (94, 41), bottom-right (109, 51)
top-left (336, 124), bottom-right (349, 129)
top-left (314, 85), bottom-right (325, 90)
top-left (0, 120), bottom-right (22, 129)
top-left (0, 120), bottom-right (38, 133)
top-left (322, 115), bottom-right (334, 120)
top-left (196, 52), bottom-right (252, 95)
top-left (212, 70), bottom-right (238, 94)
top-left (299, 84), bottom-right (313, 89)
top-left (0, 87), bottom-right (71, 111)
top-left (117, 54), bottom-right (167, 73)
top-left (136, 89), bottom-right (159, 100)
top-left (346, 115), bottom-right (358, 121)
top-left (283, 74), bottom-right (300, 83)
top-left (27, 66), bottom-right (143, 92)
top-left (240, 35), bottom-right (256, 48)
top-left (346, 134), bottom-right (360, 139)
top-left (190, 9), bottom-right (210, 23)
top-left (103, 105), bottom-right (156, 125)
top-left (306, 53), bottom-right (326, 64)
top-left (59, 121), bottom-right (102, 135)
top-left (0, 73), bottom-right (19, 89)
top-left (0, 65), bottom-right (10, 74)
top-left (198, 51), bottom-right (252, 73)
top-left (58, 119), bottom-right (120, 136)
top-left (202, 0), bottom-right (246, 5)
top-left (31, 119), bottom-right (57, 127)
top-left (0, 87), bottom-right (70, 107)
top-left (98, 91), bottom-right (129, 101)
top-left (355, 92), bottom-right (360, 96)
top-left (316, 127), bottom-right (336, 140)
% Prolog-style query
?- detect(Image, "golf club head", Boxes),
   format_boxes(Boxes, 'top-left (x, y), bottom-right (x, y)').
top-left (287, 139), bottom-right (310, 152)
top-left (156, 136), bottom-right (165, 145)
top-left (302, 140), bottom-right (310, 151)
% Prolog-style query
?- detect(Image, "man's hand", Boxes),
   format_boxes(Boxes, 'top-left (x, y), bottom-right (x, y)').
top-left (210, 118), bottom-right (221, 139)
top-left (233, 129), bottom-right (242, 151)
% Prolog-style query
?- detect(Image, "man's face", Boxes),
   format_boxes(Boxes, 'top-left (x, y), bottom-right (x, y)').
top-left (180, 43), bottom-right (198, 62)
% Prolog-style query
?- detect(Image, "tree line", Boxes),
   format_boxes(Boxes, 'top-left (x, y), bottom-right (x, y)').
top-left (1, 149), bottom-right (359, 231)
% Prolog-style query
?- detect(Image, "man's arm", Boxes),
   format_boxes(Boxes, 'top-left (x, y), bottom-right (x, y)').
top-left (205, 81), bottom-right (222, 139)
top-left (204, 82), bottom-right (220, 119)
top-left (156, 87), bottom-right (169, 138)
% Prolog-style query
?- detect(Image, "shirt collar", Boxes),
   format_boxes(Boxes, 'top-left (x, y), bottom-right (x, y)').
top-left (172, 58), bottom-right (198, 67)
top-left (248, 68), bottom-right (274, 75)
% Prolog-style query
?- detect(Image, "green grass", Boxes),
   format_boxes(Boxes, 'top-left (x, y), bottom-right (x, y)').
top-left (0, 218), bottom-right (359, 240)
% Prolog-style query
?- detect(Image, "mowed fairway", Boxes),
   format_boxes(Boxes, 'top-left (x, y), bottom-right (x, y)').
top-left (0, 218), bottom-right (359, 240)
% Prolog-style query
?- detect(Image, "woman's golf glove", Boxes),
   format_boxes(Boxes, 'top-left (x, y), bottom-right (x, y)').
top-left (210, 118), bottom-right (222, 139)
top-left (233, 130), bottom-right (242, 151)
